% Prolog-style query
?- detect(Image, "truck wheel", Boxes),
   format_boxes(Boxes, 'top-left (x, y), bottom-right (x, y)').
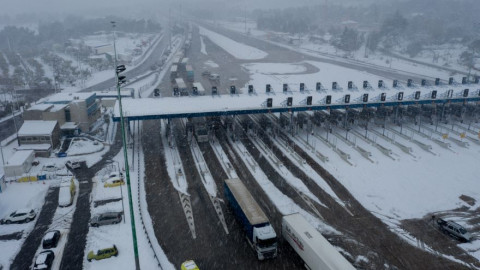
top-left (88, 259), bottom-right (91, 262)
top-left (25, 218), bottom-right (31, 222)
top-left (5, 220), bottom-right (11, 224)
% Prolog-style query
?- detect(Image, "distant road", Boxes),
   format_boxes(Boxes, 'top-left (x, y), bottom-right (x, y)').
top-left (83, 33), bottom-right (169, 93)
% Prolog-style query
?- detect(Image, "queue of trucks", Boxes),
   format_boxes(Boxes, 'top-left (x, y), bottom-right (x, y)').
top-left (224, 178), bottom-right (356, 269)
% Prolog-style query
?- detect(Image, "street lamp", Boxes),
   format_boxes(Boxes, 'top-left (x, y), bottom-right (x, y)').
top-left (111, 21), bottom-right (140, 270)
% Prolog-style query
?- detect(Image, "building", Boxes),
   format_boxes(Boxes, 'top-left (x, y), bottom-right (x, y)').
top-left (3, 150), bottom-right (34, 178)
top-left (17, 120), bottom-right (60, 157)
top-left (39, 92), bottom-right (101, 132)
top-left (94, 44), bottom-right (113, 55)
top-left (23, 103), bottom-right (67, 127)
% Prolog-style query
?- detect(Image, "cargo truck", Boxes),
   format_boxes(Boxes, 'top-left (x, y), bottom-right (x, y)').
top-left (224, 178), bottom-right (277, 260)
top-left (282, 213), bottom-right (355, 270)
top-left (186, 65), bottom-right (194, 82)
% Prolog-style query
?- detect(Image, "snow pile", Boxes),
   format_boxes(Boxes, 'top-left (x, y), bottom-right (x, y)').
top-left (243, 62), bottom-right (307, 75)
top-left (199, 26), bottom-right (268, 60)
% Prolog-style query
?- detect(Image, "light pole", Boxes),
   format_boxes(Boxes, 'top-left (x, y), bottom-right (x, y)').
top-left (111, 21), bottom-right (140, 270)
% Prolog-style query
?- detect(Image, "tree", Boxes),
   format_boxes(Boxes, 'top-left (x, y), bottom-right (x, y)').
top-left (333, 27), bottom-right (364, 52)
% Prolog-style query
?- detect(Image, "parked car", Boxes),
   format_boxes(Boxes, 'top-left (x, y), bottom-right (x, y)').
top-left (90, 212), bottom-right (122, 227)
top-left (209, 73), bottom-right (220, 81)
top-left (87, 245), bottom-right (118, 262)
top-left (201, 70), bottom-right (211, 76)
top-left (104, 177), bottom-right (125, 188)
top-left (436, 217), bottom-right (472, 242)
top-left (33, 250), bottom-right (54, 270)
top-left (1, 209), bottom-right (36, 224)
top-left (103, 172), bottom-right (123, 182)
top-left (43, 163), bottom-right (64, 172)
top-left (42, 230), bottom-right (61, 249)
top-left (65, 160), bottom-right (81, 170)
top-left (181, 260), bottom-right (200, 270)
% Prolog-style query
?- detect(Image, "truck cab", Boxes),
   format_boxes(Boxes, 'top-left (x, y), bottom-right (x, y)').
top-left (253, 224), bottom-right (277, 259)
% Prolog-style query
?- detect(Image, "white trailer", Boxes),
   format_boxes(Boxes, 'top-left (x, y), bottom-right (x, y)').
top-left (192, 82), bottom-right (205, 96)
top-left (175, 78), bottom-right (188, 96)
top-left (282, 213), bottom-right (355, 270)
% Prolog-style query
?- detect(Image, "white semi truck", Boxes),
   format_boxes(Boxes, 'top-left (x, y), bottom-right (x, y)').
top-left (282, 213), bottom-right (355, 270)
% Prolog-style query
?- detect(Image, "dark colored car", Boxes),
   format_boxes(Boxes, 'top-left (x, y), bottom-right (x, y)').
top-left (42, 230), bottom-right (61, 249)
top-left (90, 212), bottom-right (122, 227)
top-left (33, 250), bottom-right (54, 270)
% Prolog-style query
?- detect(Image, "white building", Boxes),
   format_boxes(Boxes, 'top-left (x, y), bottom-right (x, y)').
top-left (3, 150), bottom-right (34, 178)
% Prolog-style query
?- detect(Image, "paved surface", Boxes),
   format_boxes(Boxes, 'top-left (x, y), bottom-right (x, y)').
top-left (59, 126), bottom-right (122, 270)
top-left (10, 186), bottom-right (59, 270)
top-left (142, 118), bottom-right (304, 269)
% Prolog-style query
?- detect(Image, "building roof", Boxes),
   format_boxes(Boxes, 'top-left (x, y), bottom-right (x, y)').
top-left (92, 89), bottom-right (133, 99)
top-left (27, 103), bottom-right (66, 113)
top-left (18, 120), bottom-right (58, 136)
top-left (39, 92), bottom-right (96, 104)
top-left (6, 150), bottom-right (34, 166)
top-left (61, 122), bottom-right (79, 130)
top-left (28, 104), bottom-right (53, 111)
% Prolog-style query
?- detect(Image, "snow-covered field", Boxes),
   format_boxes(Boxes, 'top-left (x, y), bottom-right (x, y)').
top-left (199, 26), bottom-right (268, 60)
top-left (217, 20), bottom-right (477, 79)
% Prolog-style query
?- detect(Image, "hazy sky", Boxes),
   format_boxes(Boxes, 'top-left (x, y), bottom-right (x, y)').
top-left (1, 0), bottom-right (376, 17)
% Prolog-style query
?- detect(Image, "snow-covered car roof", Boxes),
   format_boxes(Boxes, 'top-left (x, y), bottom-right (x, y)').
top-left (15, 208), bottom-right (33, 215)
top-left (35, 251), bottom-right (50, 264)
top-left (43, 231), bottom-right (58, 241)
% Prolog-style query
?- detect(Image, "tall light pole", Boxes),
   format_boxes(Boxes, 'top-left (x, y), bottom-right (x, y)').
top-left (111, 21), bottom-right (140, 270)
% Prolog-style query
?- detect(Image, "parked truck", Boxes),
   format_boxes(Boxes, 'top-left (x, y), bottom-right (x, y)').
top-left (224, 178), bottom-right (277, 260)
top-left (282, 213), bottom-right (355, 270)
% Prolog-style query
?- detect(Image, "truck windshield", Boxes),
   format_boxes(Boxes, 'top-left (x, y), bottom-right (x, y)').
top-left (258, 237), bottom-right (277, 248)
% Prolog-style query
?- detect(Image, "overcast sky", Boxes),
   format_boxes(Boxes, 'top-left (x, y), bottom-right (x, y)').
top-left (1, 0), bottom-right (377, 17)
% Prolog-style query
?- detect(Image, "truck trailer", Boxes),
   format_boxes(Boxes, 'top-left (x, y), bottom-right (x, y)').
top-left (282, 213), bottom-right (355, 270)
top-left (186, 65), bottom-right (194, 82)
top-left (224, 178), bottom-right (277, 260)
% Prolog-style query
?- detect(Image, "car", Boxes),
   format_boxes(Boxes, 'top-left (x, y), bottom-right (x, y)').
top-left (103, 171), bottom-right (123, 182)
top-left (65, 160), bottom-right (81, 170)
top-left (436, 218), bottom-right (472, 242)
top-left (90, 212), bottom-right (122, 227)
top-left (43, 163), bottom-right (64, 172)
top-left (104, 177), bottom-right (125, 188)
top-left (1, 209), bottom-right (36, 224)
top-left (201, 70), bottom-right (211, 76)
top-left (209, 74), bottom-right (220, 81)
top-left (87, 245), bottom-right (118, 262)
top-left (181, 260), bottom-right (200, 270)
top-left (33, 250), bottom-right (54, 270)
top-left (42, 230), bottom-right (61, 249)
top-left (58, 181), bottom-right (75, 207)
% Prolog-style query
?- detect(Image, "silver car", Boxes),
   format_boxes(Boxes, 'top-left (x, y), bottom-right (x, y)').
top-left (437, 218), bottom-right (472, 242)
top-left (90, 212), bottom-right (122, 227)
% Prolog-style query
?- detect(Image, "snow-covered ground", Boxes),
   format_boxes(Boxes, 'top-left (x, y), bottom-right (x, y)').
top-left (199, 26), bottom-right (268, 60)
top-left (66, 137), bottom-right (104, 156)
top-left (0, 182), bottom-right (51, 268)
top-left (217, 20), bottom-right (478, 79)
